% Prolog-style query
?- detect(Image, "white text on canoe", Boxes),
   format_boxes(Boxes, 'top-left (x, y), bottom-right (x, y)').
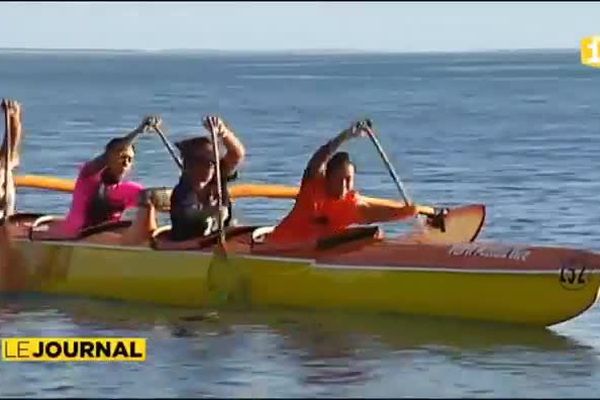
top-left (448, 244), bottom-right (531, 261)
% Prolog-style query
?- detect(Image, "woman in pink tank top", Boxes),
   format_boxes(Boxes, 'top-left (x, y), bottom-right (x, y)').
top-left (53, 115), bottom-right (161, 238)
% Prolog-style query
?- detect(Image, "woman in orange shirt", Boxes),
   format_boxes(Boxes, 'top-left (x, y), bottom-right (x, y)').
top-left (268, 119), bottom-right (417, 246)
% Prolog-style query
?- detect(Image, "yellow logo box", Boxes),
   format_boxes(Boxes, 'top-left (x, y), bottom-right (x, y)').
top-left (581, 36), bottom-right (600, 68)
top-left (1, 338), bottom-right (146, 362)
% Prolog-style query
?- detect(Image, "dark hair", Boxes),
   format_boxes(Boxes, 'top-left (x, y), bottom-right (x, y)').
top-left (326, 152), bottom-right (355, 177)
top-left (105, 138), bottom-right (136, 154)
top-left (176, 137), bottom-right (216, 169)
top-left (175, 137), bottom-right (213, 158)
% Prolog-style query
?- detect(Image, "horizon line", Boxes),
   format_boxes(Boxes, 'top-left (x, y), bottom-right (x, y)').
top-left (0, 46), bottom-right (578, 56)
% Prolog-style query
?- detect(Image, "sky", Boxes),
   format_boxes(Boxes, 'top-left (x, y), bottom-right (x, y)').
top-left (0, 2), bottom-right (598, 52)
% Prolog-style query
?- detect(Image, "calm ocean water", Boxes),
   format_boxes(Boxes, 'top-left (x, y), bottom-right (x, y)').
top-left (1, 50), bottom-right (600, 397)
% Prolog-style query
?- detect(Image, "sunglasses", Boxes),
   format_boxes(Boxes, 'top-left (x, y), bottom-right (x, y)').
top-left (187, 155), bottom-right (215, 167)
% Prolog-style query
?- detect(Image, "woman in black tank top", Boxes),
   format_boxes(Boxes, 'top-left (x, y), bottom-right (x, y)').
top-left (169, 116), bottom-right (246, 242)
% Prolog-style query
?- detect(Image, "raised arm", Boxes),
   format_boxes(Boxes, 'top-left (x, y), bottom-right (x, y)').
top-left (302, 119), bottom-right (371, 182)
top-left (203, 116), bottom-right (245, 179)
top-left (83, 115), bottom-right (158, 176)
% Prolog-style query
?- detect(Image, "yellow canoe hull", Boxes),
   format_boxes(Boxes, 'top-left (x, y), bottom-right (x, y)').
top-left (11, 238), bottom-right (600, 328)
top-left (16, 240), bottom-right (212, 308)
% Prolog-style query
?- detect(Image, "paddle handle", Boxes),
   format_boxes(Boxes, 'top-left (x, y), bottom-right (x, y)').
top-left (2, 99), bottom-right (10, 222)
top-left (366, 129), bottom-right (412, 206)
top-left (152, 125), bottom-right (184, 170)
top-left (208, 123), bottom-right (226, 244)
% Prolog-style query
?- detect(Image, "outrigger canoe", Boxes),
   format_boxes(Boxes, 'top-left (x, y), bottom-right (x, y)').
top-left (2, 174), bottom-right (600, 328)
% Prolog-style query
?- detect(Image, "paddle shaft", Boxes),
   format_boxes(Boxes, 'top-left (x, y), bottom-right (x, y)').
top-left (152, 125), bottom-right (184, 170)
top-left (2, 99), bottom-right (10, 222)
top-left (209, 126), bottom-right (226, 246)
top-left (366, 129), bottom-right (412, 206)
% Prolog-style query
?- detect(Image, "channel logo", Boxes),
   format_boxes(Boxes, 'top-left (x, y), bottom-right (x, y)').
top-left (1, 338), bottom-right (146, 362)
top-left (581, 36), bottom-right (600, 68)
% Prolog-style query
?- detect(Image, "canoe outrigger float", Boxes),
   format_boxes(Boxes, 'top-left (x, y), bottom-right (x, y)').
top-left (2, 172), bottom-right (600, 328)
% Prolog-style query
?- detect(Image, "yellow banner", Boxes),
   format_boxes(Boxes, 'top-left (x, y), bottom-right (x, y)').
top-left (1, 338), bottom-right (146, 362)
top-left (581, 36), bottom-right (600, 68)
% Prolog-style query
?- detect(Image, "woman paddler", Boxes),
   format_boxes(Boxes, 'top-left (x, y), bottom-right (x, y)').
top-left (35, 115), bottom-right (163, 242)
top-left (169, 115), bottom-right (246, 241)
top-left (0, 99), bottom-right (27, 291)
top-left (265, 119), bottom-right (418, 247)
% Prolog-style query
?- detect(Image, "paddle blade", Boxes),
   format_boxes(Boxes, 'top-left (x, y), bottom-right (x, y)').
top-left (207, 244), bottom-right (248, 309)
top-left (405, 204), bottom-right (486, 244)
top-left (214, 240), bottom-right (228, 259)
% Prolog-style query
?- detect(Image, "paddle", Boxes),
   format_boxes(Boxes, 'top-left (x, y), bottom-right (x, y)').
top-left (150, 121), bottom-right (184, 171)
top-left (206, 117), bottom-right (227, 252)
top-left (204, 116), bottom-right (239, 307)
top-left (204, 116), bottom-right (252, 308)
top-left (363, 119), bottom-right (448, 232)
top-left (363, 119), bottom-right (412, 206)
